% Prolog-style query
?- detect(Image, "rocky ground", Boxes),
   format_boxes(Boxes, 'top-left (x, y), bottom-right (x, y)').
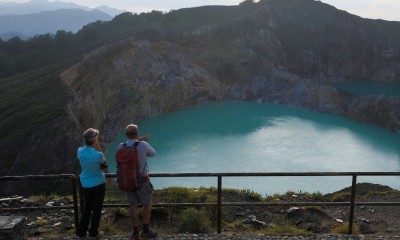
top-left (0, 183), bottom-right (399, 239)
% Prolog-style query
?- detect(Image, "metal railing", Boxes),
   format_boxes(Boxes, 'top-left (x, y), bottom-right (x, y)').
top-left (104, 172), bottom-right (400, 234)
top-left (0, 174), bottom-right (80, 235)
top-left (1, 172), bottom-right (400, 235)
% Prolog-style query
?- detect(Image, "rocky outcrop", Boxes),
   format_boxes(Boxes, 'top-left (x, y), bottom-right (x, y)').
top-left (346, 96), bottom-right (400, 131)
top-left (61, 39), bottom-right (225, 144)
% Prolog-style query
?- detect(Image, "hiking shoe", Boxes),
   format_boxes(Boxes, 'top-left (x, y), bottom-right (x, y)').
top-left (140, 229), bottom-right (158, 239)
top-left (87, 231), bottom-right (104, 240)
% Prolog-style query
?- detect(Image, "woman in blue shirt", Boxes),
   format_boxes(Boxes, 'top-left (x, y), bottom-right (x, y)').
top-left (77, 128), bottom-right (107, 239)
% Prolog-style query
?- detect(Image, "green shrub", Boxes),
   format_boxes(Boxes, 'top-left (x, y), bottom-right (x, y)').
top-left (306, 191), bottom-right (327, 202)
top-left (364, 190), bottom-right (400, 199)
top-left (155, 187), bottom-right (192, 203)
top-left (331, 192), bottom-right (351, 202)
top-left (178, 208), bottom-right (211, 233)
top-left (265, 193), bottom-right (283, 202)
top-left (240, 189), bottom-right (262, 201)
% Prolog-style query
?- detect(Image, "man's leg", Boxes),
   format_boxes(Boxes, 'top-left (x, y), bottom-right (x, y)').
top-left (139, 181), bottom-right (156, 238)
top-left (130, 205), bottom-right (141, 239)
top-left (126, 191), bottom-right (140, 238)
top-left (130, 205), bottom-right (139, 228)
top-left (142, 203), bottom-right (152, 225)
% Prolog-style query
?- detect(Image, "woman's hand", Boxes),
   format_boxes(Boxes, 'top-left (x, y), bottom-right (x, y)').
top-left (94, 138), bottom-right (102, 152)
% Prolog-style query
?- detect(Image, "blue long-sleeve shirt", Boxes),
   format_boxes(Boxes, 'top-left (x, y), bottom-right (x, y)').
top-left (77, 146), bottom-right (106, 188)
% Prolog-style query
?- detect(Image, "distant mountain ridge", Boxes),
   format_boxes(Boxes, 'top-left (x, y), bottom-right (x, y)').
top-left (0, 31), bottom-right (29, 40)
top-left (0, 8), bottom-right (112, 38)
top-left (0, 0), bottom-right (125, 40)
top-left (0, 0), bottom-right (125, 16)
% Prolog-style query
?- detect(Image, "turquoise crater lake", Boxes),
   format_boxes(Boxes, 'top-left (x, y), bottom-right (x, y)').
top-left (105, 101), bottom-right (400, 195)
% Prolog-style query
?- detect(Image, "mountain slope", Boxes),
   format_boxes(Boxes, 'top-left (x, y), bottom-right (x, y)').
top-left (1, 0), bottom-right (400, 194)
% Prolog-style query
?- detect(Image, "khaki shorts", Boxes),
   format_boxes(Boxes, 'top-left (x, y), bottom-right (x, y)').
top-left (126, 180), bottom-right (153, 206)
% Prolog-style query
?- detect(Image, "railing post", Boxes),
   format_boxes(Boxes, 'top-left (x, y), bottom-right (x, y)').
top-left (217, 175), bottom-right (222, 234)
top-left (70, 175), bottom-right (79, 236)
top-left (348, 174), bottom-right (357, 234)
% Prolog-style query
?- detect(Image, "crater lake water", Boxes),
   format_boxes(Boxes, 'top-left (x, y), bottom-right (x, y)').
top-left (105, 101), bottom-right (400, 195)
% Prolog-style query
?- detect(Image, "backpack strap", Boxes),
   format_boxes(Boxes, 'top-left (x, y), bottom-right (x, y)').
top-left (121, 141), bottom-right (140, 148)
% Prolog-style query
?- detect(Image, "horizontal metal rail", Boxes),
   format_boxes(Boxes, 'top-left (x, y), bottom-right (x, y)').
top-left (1, 172), bottom-right (399, 236)
top-left (104, 172), bottom-right (400, 234)
top-left (0, 174), bottom-right (79, 235)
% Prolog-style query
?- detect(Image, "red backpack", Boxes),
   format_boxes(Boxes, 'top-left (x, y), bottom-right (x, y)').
top-left (115, 141), bottom-right (143, 191)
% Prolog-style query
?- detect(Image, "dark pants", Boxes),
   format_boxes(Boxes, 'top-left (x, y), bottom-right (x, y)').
top-left (78, 183), bottom-right (105, 237)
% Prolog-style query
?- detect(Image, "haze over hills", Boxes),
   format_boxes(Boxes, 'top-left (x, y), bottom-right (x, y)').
top-left (0, 0), bottom-right (125, 16)
top-left (0, 9), bottom-right (112, 39)
top-left (1, 0), bottom-right (400, 194)
top-left (0, 0), bottom-right (125, 40)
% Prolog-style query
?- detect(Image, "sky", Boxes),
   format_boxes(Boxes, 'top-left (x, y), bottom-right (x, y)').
top-left (3, 0), bottom-right (400, 21)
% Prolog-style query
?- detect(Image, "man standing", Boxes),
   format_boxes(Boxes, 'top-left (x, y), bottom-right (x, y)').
top-left (118, 124), bottom-right (157, 239)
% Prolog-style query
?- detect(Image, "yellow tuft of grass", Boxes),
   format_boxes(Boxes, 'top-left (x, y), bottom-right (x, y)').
top-left (264, 224), bottom-right (311, 235)
top-left (331, 224), bottom-right (360, 234)
top-left (100, 216), bottom-right (124, 235)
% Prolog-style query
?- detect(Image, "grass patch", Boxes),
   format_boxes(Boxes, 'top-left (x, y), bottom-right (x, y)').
top-left (331, 224), bottom-right (360, 234)
top-left (41, 231), bottom-right (60, 237)
top-left (178, 208), bottom-right (212, 233)
top-left (155, 187), bottom-right (212, 203)
top-left (100, 215), bottom-right (125, 235)
top-left (36, 218), bottom-right (48, 225)
top-left (364, 190), bottom-right (400, 199)
top-left (114, 207), bottom-right (129, 217)
top-left (240, 189), bottom-right (262, 201)
top-left (265, 193), bottom-right (283, 202)
top-left (263, 224), bottom-right (311, 235)
top-left (28, 193), bottom-right (72, 201)
top-left (331, 192), bottom-right (351, 202)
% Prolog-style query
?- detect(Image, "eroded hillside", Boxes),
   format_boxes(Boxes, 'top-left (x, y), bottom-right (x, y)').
top-left (1, 0), bottom-right (400, 194)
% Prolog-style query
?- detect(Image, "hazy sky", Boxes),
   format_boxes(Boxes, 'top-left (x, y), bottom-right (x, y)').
top-left (4, 0), bottom-right (400, 21)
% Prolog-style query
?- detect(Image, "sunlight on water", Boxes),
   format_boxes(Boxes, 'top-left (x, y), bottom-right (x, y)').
top-left (105, 101), bottom-right (400, 195)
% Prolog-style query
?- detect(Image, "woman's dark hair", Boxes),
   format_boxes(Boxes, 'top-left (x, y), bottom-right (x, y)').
top-left (85, 138), bottom-right (95, 146)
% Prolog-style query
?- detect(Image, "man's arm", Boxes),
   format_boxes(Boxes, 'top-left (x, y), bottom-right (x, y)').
top-left (144, 142), bottom-right (156, 157)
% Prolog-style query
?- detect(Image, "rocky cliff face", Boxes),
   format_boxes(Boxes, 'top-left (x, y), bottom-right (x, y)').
top-left (2, 0), bottom-right (400, 194)
top-left (61, 39), bottom-right (225, 144)
top-left (61, 0), bottom-right (400, 145)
